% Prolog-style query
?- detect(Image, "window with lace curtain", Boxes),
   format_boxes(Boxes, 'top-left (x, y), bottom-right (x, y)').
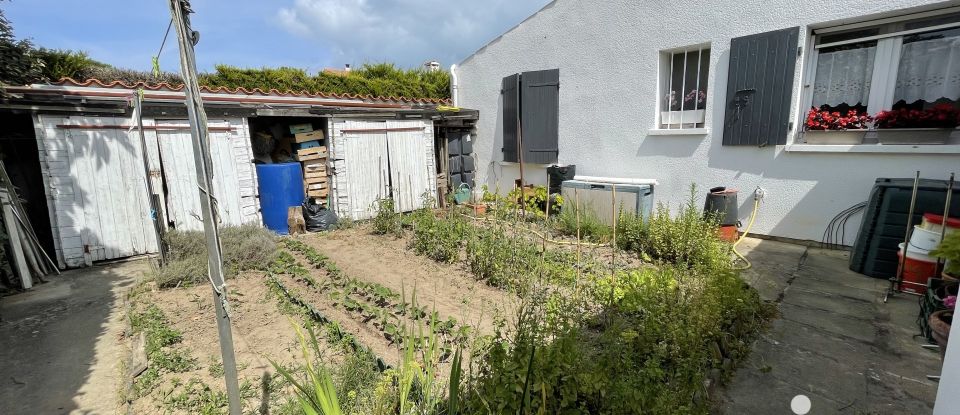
top-left (804, 11), bottom-right (960, 144)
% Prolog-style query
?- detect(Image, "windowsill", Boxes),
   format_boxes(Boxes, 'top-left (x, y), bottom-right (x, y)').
top-left (647, 128), bottom-right (710, 136)
top-left (497, 161), bottom-right (553, 166)
top-left (783, 143), bottom-right (960, 154)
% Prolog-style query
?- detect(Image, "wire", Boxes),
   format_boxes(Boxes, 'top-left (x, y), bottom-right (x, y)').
top-left (152, 19), bottom-right (174, 77)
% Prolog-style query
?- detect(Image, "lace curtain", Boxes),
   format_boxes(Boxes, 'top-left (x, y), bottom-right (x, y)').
top-left (894, 30), bottom-right (960, 104)
top-left (812, 45), bottom-right (875, 108)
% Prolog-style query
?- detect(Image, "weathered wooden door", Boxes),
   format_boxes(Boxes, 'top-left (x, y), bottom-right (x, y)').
top-left (37, 115), bottom-right (158, 267)
top-left (332, 119), bottom-right (391, 220)
top-left (156, 119), bottom-right (258, 231)
top-left (386, 120), bottom-right (433, 212)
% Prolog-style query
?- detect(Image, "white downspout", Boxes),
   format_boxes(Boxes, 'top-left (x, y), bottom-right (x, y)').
top-left (449, 64), bottom-right (459, 107)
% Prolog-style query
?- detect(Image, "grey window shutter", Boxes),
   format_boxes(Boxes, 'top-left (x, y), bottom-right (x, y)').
top-left (722, 27), bottom-right (799, 146)
top-left (520, 69), bottom-right (560, 164)
top-left (501, 74), bottom-right (520, 162)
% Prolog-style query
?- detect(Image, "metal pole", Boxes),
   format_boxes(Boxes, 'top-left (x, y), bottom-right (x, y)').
top-left (937, 173), bottom-right (955, 269)
top-left (516, 74), bottom-right (526, 218)
top-left (167, 1), bottom-right (241, 413)
top-left (886, 171), bottom-right (919, 303)
top-left (133, 91), bottom-right (166, 263)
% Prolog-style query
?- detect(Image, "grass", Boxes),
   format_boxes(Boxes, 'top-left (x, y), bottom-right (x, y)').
top-left (553, 202), bottom-right (612, 242)
top-left (155, 224), bottom-right (278, 288)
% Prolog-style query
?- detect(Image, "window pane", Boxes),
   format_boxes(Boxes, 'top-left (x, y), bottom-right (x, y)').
top-left (664, 49), bottom-right (709, 111)
top-left (903, 12), bottom-right (960, 31)
top-left (894, 27), bottom-right (960, 109)
top-left (812, 41), bottom-right (876, 110)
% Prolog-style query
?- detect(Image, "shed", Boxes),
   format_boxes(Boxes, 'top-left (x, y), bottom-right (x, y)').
top-left (1, 79), bottom-right (476, 268)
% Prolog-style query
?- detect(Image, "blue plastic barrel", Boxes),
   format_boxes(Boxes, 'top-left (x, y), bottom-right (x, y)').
top-left (256, 162), bottom-right (304, 234)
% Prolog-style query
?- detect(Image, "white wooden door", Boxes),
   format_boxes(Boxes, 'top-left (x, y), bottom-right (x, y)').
top-left (37, 115), bottom-right (158, 267)
top-left (333, 120), bottom-right (391, 220)
top-left (156, 119), bottom-right (256, 231)
top-left (329, 119), bottom-right (436, 220)
top-left (386, 120), bottom-right (434, 212)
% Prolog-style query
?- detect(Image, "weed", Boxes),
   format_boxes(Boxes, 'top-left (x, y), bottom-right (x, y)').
top-left (129, 304), bottom-right (197, 397)
top-left (372, 198), bottom-right (403, 237)
top-left (554, 202), bottom-right (612, 242)
top-left (410, 211), bottom-right (468, 263)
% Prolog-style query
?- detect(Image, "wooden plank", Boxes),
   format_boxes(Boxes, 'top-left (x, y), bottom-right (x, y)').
top-left (297, 146), bottom-right (327, 156)
top-left (304, 171), bottom-right (327, 179)
top-left (305, 182), bottom-right (328, 191)
top-left (307, 189), bottom-right (329, 198)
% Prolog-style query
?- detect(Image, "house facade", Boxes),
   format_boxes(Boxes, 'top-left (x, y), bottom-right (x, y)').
top-left (454, 0), bottom-right (960, 244)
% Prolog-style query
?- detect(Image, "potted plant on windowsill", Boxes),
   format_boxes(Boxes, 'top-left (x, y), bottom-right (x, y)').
top-left (661, 89), bottom-right (706, 125)
top-left (931, 231), bottom-right (960, 281)
top-left (802, 107), bottom-right (871, 144)
top-left (873, 104), bottom-right (959, 145)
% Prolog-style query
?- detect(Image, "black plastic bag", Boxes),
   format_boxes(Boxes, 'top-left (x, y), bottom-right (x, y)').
top-left (302, 200), bottom-right (338, 232)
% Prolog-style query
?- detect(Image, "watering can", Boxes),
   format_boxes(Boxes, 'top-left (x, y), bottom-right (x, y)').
top-left (453, 183), bottom-right (472, 204)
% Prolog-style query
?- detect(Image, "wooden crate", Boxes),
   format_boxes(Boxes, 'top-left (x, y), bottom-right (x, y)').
top-left (304, 170), bottom-right (327, 180)
top-left (306, 182), bottom-right (328, 191)
top-left (307, 188), bottom-right (329, 198)
top-left (296, 146), bottom-right (327, 161)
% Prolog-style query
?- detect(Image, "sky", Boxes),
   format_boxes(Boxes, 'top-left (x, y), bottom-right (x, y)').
top-left (3, 0), bottom-right (552, 73)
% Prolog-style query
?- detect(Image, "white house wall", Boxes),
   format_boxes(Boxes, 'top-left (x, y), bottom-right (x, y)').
top-left (455, 0), bottom-right (960, 244)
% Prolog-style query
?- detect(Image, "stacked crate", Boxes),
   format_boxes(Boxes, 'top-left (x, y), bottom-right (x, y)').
top-left (290, 124), bottom-right (329, 205)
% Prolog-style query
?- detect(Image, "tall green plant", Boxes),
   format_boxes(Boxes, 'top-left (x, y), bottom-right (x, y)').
top-left (270, 322), bottom-right (343, 415)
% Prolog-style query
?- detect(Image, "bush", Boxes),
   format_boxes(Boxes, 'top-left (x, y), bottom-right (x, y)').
top-left (35, 48), bottom-right (108, 81)
top-left (410, 212), bottom-right (467, 263)
top-left (617, 185), bottom-right (731, 274)
top-left (155, 224), bottom-right (277, 288)
top-left (371, 198), bottom-right (403, 237)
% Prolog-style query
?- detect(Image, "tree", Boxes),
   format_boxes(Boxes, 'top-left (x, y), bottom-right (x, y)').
top-left (0, 7), bottom-right (43, 90)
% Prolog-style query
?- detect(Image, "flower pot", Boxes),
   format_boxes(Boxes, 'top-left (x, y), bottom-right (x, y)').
top-left (468, 203), bottom-right (488, 215)
top-left (802, 129), bottom-right (866, 144)
top-left (929, 310), bottom-right (952, 360)
top-left (876, 128), bottom-right (953, 145)
top-left (660, 109), bottom-right (705, 125)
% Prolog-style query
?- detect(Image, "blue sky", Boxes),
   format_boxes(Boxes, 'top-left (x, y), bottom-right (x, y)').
top-left (3, 0), bottom-right (551, 73)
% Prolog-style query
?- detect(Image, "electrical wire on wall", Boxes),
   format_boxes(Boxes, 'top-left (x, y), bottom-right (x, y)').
top-left (820, 202), bottom-right (866, 250)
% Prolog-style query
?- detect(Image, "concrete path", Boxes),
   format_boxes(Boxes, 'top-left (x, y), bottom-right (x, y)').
top-left (720, 238), bottom-right (941, 414)
top-left (0, 260), bottom-right (150, 415)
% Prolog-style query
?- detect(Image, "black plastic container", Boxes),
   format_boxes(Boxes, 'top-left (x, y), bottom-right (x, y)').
top-left (704, 187), bottom-right (739, 226)
top-left (546, 164), bottom-right (576, 194)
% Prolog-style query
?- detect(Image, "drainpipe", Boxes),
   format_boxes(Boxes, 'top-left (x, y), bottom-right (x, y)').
top-left (449, 64), bottom-right (459, 107)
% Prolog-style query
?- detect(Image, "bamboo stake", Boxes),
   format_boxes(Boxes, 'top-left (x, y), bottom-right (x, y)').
top-left (611, 184), bottom-right (617, 272)
top-left (576, 188), bottom-right (582, 288)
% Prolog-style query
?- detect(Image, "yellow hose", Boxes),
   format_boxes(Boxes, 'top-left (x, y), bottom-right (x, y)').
top-left (732, 197), bottom-right (761, 270)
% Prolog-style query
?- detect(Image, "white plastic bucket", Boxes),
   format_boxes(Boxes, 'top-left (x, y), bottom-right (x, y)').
top-left (899, 242), bottom-right (936, 262)
top-left (910, 226), bottom-right (943, 252)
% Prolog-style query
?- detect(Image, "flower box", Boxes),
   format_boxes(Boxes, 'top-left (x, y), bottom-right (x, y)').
top-left (802, 129), bottom-right (866, 145)
top-left (661, 109), bottom-right (705, 125)
top-left (876, 128), bottom-right (953, 145)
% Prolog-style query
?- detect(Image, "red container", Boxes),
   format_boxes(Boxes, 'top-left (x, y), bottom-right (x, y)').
top-left (718, 225), bottom-right (739, 242)
top-left (897, 243), bottom-right (938, 294)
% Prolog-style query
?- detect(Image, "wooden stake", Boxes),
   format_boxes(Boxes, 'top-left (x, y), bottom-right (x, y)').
top-left (611, 184), bottom-right (617, 272)
top-left (575, 188), bottom-right (582, 286)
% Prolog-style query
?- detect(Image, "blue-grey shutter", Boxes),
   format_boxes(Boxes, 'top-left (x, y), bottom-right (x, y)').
top-left (520, 69), bottom-right (560, 164)
top-left (722, 27), bottom-right (800, 146)
top-left (501, 74), bottom-right (520, 162)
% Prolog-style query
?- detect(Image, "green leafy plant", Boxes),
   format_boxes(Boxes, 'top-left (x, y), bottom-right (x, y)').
top-left (271, 322), bottom-right (343, 415)
top-left (554, 203), bottom-right (612, 242)
top-left (410, 211), bottom-right (468, 263)
top-left (931, 231), bottom-right (960, 277)
top-left (372, 198), bottom-right (403, 237)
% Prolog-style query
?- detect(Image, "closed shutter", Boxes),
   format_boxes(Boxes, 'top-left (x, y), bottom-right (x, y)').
top-left (520, 69), bottom-right (560, 164)
top-left (501, 74), bottom-right (520, 162)
top-left (722, 27), bottom-right (800, 146)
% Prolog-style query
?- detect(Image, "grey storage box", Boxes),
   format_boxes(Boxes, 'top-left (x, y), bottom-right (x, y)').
top-left (560, 180), bottom-right (655, 225)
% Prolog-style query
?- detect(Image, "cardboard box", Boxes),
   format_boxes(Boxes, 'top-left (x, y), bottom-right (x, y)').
top-left (294, 130), bottom-right (324, 143)
top-left (296, 146), bottom-right (327, 161)
top-left (289, 123), bottom-right (314, 134)
top-left (292, 140), bottom-right (322, 152)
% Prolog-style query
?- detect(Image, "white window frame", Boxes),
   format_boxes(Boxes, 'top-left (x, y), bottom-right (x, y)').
top-left (651, 43), bottom-right (711, 135)
top-left (794, 7), bottom-right (960, 146)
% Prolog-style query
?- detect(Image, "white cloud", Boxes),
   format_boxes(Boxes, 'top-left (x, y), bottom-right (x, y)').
top-left (275, 0), bottom-right (551, 69)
